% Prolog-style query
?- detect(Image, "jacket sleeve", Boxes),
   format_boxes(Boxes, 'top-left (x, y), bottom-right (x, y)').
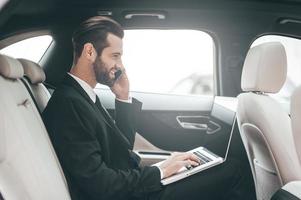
top-left (46, 97), bottom-right (162, 200)
top-left (115, 98), bottom-right (142, 150)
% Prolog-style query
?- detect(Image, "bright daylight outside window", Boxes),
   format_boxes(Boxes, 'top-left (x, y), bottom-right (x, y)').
top-left (251, 35), bottom-right (301, 102)
top-left (96, 30), bottom-right (214, 96)
top-left (0, 35), bottom-right (53, 63)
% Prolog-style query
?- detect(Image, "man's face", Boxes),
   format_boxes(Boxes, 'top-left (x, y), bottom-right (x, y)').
top-left (93, 33), bottom-right (123, 87)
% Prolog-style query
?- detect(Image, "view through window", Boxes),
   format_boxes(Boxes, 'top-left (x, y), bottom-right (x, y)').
top-left (0, 35), bottom-right (53, 63)
top-left (96, 29), bottom-right (214, 96)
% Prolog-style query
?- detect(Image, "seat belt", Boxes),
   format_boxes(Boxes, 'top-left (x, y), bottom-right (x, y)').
top-left (43, 81), bottom-right (56, 95)
top-left (0, 191), bottom-right (4, 200)
top-left (20, 77), bottom-right (42, 115)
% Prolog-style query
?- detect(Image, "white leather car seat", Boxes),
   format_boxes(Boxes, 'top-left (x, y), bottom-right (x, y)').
top-left (272, 181), bottom-right (301, 200)
top-left (237, 42), bottom-right (301, 200)
top-left (0, 54), bottom-right (71, 200)
top-left (18, 58), bottom-right (51, 113)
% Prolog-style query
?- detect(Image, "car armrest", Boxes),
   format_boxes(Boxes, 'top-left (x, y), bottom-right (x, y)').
top-left (134, 150), bottom-right (170, 166)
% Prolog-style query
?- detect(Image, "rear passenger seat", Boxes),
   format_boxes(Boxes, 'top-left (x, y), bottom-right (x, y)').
top-left (0, 54), bottom-right (71, 200)
top-left (18, 58), bottom-right (51, 113)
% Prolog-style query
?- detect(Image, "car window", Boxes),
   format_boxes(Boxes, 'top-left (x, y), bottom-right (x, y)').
top-left (96, 29), bottom-right (214, 96)
top-left (0, 35), bottom-right (53, 63)
top-left (251, 35), bottom-right (301, 102)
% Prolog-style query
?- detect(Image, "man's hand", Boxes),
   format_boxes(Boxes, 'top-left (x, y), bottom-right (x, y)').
top-left (159, 152), bottom-right (200, 179)
top-left (110, 65), bottom-right (130, 100)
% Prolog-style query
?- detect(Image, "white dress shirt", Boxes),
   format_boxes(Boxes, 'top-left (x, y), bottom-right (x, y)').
top-left (68, 73), bottom-right (97, 103)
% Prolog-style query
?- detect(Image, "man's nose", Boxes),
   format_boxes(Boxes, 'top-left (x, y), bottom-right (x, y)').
top-left (117, 60), bottom-right (124, 68)
top-left (115, 61), bottom-right (123, 69)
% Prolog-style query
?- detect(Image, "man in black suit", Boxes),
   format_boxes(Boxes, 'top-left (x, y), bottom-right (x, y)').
top-left (43, 16), bottom-right (253, 200)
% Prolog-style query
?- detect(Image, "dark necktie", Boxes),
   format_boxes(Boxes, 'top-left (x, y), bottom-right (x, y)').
top-left (95, 96), bottom-right (140, 167)
top-left (95, 96), bottom-right (131, 147)
top-left (95, 96), bottom-right (115, 127)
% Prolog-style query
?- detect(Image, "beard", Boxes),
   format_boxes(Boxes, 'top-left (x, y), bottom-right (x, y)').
top-left (93, 58), bottom-right (115, 87)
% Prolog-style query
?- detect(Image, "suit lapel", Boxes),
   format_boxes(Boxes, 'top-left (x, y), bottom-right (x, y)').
top-left (62, 74), bottom-right (131, 149)
top-left (62, 74), bottom-right (112, 127)
top-left (94, 97), bottom-right (115, 128)
top-left (94, 97), bottom-right (132, 148)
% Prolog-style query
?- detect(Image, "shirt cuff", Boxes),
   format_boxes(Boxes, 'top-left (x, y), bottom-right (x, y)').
top-left (116, 97), bottom-right (132, 103)
top-left (156, 166), bottom-right (164, 180)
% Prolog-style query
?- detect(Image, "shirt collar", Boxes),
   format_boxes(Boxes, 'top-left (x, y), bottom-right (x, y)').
top-left (68, 73), bottom-right (97, 103)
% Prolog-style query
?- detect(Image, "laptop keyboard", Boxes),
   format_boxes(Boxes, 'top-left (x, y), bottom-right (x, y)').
top-left (194, 151), bottom-right (213, 163)
top-left (185, 150), bottom-right (214, 170)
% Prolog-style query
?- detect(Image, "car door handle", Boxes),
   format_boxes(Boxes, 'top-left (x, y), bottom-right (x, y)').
top-left (206, 121), bottom-right (221, 134)
top-left (176, 116), bottom-right (221, 134)
top-left (179, 122), bottom-right (208, 130)
top-left (176, 116), bottom-right (209, 131)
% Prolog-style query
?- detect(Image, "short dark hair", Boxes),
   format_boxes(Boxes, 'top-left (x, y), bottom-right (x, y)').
top-left (72, 16), bottom-right (124, 63)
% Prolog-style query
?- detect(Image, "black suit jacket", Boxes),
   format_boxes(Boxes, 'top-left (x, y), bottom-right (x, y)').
top-left (42, 74), bottom-right (162, 200)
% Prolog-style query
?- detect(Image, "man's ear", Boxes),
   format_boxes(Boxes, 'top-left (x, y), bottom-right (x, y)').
top-left (83, 43), bottom-right (97, 62)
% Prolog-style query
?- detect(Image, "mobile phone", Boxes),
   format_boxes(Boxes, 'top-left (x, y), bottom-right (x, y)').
top-left (114, 69), bottom-right (122, 81)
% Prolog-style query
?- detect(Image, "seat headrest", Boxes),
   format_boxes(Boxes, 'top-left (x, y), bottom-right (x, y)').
top-left (241, 42), bottom-right (287, 93)
top-left (18, 58), bottom-right (46, 84)
top-left (0, 54), bottom-right (24, 79)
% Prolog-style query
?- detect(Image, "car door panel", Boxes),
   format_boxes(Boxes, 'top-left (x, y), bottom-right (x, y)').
top-left (95, 88), bottom-right (236, 156)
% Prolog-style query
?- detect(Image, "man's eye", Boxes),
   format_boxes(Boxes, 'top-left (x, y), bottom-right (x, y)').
top-left (113, 54), bottom-right (120, 59)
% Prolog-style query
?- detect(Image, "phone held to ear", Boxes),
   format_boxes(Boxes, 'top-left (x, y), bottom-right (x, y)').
top-left (114, 69), bottom-right (122, 81)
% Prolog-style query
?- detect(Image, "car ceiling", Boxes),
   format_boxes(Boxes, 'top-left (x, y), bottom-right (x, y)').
top-left (2, 0), bottom-right (301, 30)
top-left (1, 0), bottom-right (301, 96)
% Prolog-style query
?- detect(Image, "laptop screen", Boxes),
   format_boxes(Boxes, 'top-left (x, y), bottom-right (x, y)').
top-left (206, 99), bottom-right (237, 160)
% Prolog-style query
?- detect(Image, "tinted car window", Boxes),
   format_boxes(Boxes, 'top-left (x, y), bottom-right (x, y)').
top-left (0, 35), bottom-right (53, 63)
top-left (96, 29), bottom-right (214, 96)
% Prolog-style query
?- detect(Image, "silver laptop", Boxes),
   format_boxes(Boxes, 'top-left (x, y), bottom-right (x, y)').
top-left (154, 102), bottom-right (236, 185)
